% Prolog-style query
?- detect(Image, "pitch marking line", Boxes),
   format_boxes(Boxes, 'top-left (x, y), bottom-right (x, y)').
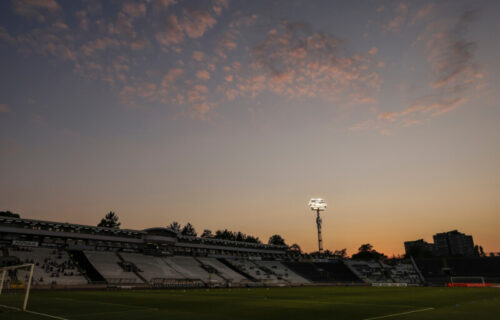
top-left (363, 307), bottom-right (435, 320)
top-left (71, 307), bottom-right (159, 318)
top-left (54, 297), bottom-right (152, 309)
top-left (0, 304), bottom-right (70, 320)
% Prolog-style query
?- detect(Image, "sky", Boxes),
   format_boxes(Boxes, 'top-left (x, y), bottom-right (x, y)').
top-left (0, 0), bottom-right (499, 256)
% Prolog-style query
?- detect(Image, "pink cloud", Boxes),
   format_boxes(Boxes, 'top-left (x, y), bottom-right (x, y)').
top-left (182, 10), bottom-right (217, 38)
top-left (368, 47), bottom-right (378, 55)
top-left (162, 68), bottom-right (184, 87)
top-left (0, 27), bottom-right (14, 43)
top-left (378, 111), bottom-right (398, 122)
top-left (410, 4), bottom-right (436, 25)
top-left (13, 0), bottom-right (60, 22)
top-left (191, 101), bottom-right (215, 119)
top-left (212, 0), bottom-right (229, 16)
top-left (156, 14), bottom-right (184, 48)
top-left (383, 3), bottom-right (408, 32)
top-left (130, 38), bottom-right (150, 50)
top-left (196, 70), bottom-right (210, 81)
top-left (122, 2), bottom-right (147, 19)
top-left (0, 104), bottom-right (10, 113)
top-left (192, 50), bottom-right (205, 62)
top-left (225, 22), bottom-right (381, 104)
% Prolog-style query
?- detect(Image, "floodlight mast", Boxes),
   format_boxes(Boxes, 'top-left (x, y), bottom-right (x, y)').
top-left (308, 198), bottom-right (327, 254)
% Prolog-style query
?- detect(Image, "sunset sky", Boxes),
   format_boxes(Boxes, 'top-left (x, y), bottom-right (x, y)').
top-left (0, 0), bottom-right (498, 256)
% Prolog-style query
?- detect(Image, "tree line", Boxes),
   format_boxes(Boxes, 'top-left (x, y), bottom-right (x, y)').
top-left (95, 211), bottom-right (290, 246)
top-left (9, 210), bottom-right (492, 259)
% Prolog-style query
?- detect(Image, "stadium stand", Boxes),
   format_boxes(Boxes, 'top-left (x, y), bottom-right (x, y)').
top-left (346, 261), bottom-right (391, 283)
top-left (164, 256), bottom-right (225, 284)
top-left (254, 260), bottom-right (310, 284)
top-left (8, 247), bottom-right (87, 285)
top-left (282, 261), bottom-right (329, 282)
top-left (197, 257), bottom-right (247, 283)
top-left (225, 259), bottom-right (282, 283)
top-left (283, 261), bottom-right (363, 283)
top-left (84, 251), bottom-right (142, 284)
top-left (0, 215), bottom-right (496, 289)
top-left (414, 257), bottom-right (500, 285)
top-left (120, 252), bottom-right (185, 282)
top-left (314, 261), bottom-right (363, 283)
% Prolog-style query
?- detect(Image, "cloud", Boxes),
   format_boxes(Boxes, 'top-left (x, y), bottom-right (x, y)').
top-left (12, 0), bottom-right (60, 22)
top-left (182, 10), bottom-right (217, 38)
top-left (155, 14), bottom-right (185, 49)
top-left (362, 9), bottom-right (483, 134)
top-left (410, 3), bottom-right (436, 25)
top-left (383, 3), bottom-right (408, 32)
top-left (0, 104), bottom-right (10, 113)
top-left (121, 2), bottom-right (147, 19)
top-left (196, 70), bottom-right (210, 80)
top-left (192, 50), bottom-right (205, 61)
top-left (426, 10), bottom-right (479, 90)
top-left (218, 22), bottom-right (381, 105)
top-left (212, 0), bottom-right (229, 16)
top-left (0, 27), bottom-right (14, 43)
top-left (378, 111), bottom-right (398, 122)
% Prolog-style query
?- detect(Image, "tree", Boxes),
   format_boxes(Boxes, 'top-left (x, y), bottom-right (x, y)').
top-left (479, 246), bottom-right (485, 257)
top-left (213, 229), bottom-right (262, 244)
top-left (333, 248), bottom-right (347, 259)
top-left (351, 243), bottom-right (387, 261)
top-left (201, 229), bottom-right (213, 238)
top-left (168, 221), bottom-right (181, 233)
top-left (245, 235), bottom-right (261, 244)
top-left (0, 211), bottom-right (20, 218)
top-left (359, 243), bottom-right (373, 252)
top-left (181, 222), bottom-right (197, 236)
top-left (268, 234), bottom-right (286, 246)
top-left (235, 232), bottom-right (246, 242)
top-left (97, 211), bottom-right (121, 229)
top-left (290, 243), bottom-right (302, 253)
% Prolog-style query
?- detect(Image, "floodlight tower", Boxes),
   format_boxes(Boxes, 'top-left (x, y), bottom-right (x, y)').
top-left (309, 198), bottom-right (327, 253)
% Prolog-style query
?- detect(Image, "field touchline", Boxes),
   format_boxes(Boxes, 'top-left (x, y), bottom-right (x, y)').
top-left (0, 304), bottom-right (70, 320)
top-left (54, 297), bottom-right (152, 309)
top-left (363, 307), bottom-right (435, 320)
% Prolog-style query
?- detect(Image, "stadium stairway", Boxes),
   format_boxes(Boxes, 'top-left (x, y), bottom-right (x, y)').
top-left (218, 258), bottom-right (258, 282)
top-left (282, 261), bottom-right (328, 282)
top-left (1, 246), bottom-right (8, 257)
top-left (345, 261), bottom-right (370, 283)
top-left (194, 257), bottom-right (229, 283)
top-left (314, 261), bottom-right (363, 283)
top-left (116, 252), bottom-right (148, 284)
top-left (256, 264), bottom-right (292, 284)
top-left (68, 250), bottom-right (105, 283)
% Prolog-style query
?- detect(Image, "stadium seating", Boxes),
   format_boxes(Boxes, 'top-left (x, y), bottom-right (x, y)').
top-left (120, 253), bottom-right (185, 282)
top-left (282, 261), bottom-right (328, 282)
top-left (385, 262), bottom-right (422, 284)
top-left (314, 261), bottom-right (362, 283)
top-left (414, 257), bottom-right (500, 285)
top-left (197, 257), bottom-right (247, 283)
top-left (225, 259), bottom-right (282, 283)
top-left (346, 261), bottom-right (391, 283)
top-left (163, 256), bottom-right (225, 284)
top-left (84, 251), bottom-right (142, 283)
top-left (254, 260), bottom-right (310, 284)
top-left (9, 247), bottom-right (87, 285)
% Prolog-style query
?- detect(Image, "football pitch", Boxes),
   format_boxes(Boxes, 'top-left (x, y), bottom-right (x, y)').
top-left (1, 286), bottom-right (499, 320)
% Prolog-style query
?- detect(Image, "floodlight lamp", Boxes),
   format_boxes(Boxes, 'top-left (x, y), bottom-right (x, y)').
top-left (309, 198), bottom-right (327, 211)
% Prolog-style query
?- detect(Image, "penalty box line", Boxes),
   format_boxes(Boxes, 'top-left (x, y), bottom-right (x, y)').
top-left (363, 307), bottom-right (435, 320)
top-left (0, 304), bottom-right (70, 320)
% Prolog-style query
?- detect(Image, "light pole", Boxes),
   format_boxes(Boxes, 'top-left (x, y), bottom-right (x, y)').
top-left (309, 198), bottom-right (327, 254)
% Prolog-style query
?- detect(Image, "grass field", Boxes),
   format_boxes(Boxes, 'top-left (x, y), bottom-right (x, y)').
top-left (1, 286), bottom-right (499, 320)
